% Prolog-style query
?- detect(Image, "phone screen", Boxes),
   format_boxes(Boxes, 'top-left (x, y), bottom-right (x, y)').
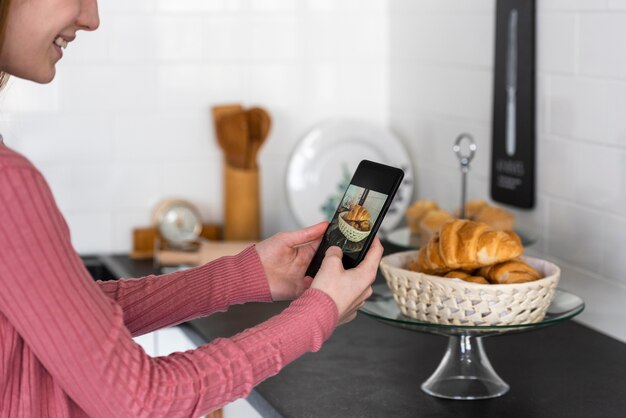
top-left (305, 160), bottom-right (404, 277)
top-left (325, 185), bottom-right (389, 261)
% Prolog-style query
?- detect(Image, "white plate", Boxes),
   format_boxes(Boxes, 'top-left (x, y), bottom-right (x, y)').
top-left (286, 119), bottom-right (414, 233)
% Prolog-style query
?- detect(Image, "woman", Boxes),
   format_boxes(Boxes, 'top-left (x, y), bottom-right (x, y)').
top-left (0, 0), bottom-right (382, 416)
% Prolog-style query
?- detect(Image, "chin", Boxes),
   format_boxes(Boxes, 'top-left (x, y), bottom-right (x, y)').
top-left (36, 68), bottom-right (56, 84)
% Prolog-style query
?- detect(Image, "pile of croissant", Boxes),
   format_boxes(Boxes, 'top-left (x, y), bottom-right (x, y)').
top-left (407, 219), bottom-right (543, 285)
top-left (343, 204), bottom-right (371, 232)
top-left (405, 199), bottom-right (515, 244)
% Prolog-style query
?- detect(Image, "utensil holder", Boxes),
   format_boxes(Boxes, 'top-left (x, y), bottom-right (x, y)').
top-left (224, 164), bottom-right (261, 241)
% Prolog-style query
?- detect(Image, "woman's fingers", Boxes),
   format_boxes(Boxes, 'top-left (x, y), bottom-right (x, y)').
top-left (356, 237), bottom-right (384, 277)
top-left (280, 222), bottom-right (328, 247)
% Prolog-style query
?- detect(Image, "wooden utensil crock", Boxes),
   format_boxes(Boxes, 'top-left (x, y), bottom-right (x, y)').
top-left (224, 164), bottom-right (261, 240)
top-left (212, 104), bottom-right (270, 241)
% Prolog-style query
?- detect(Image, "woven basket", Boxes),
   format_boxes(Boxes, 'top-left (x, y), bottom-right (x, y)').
top-left (380, 251), bottom-right (561, 326)
top-left (338, 212), bottom-right (371, 243)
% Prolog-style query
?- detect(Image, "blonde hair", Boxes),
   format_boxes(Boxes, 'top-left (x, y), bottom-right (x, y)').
top-left (0, 0), bottom-right (11, 89)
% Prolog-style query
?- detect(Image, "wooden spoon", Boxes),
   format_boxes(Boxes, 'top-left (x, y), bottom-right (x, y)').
top-left (212, 104), bottom-right (243, 165)
top-left (216, 110), bottom-right (249, 169)
top-left (245, 107), bottom-right (271, 169)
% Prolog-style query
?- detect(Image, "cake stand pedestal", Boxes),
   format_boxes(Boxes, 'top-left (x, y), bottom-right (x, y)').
top-left (361, 285), bottom-right (584, 400)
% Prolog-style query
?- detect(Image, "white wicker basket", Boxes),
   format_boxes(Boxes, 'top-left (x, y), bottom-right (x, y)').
top-left (380, 251), bottom-right (561, 326)
top-left (338, 212), bottom-right (371, 243)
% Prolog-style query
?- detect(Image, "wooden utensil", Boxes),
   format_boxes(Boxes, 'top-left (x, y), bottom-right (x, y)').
top-left (216, 110), bottom-right (249, 169)
top-left (212, 104), bottom-right (244, 167)
top-left (245, 107), bottom-right (271, 169)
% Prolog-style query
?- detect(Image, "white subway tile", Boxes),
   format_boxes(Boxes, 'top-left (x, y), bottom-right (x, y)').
top-left (579, 13), bottom-right (626, 80)
top-left (109, 16), bottom-right (158, 64)
top-left (159, 158), bottom-right (223, 224)
top-left (557, 263), bottom-right (626, 344)
top-left (60, 66), bottom-right (159, 112)
top-left (304, 0), bottom-right (333, 12)
top-left (247, 64), bottom-right (301, 108)
top-left (60, 28), bottom-right (111, 65)
top-left (110, 163), bottom-right (162, 210)
top-left (113, 111), bottom-right (216, 162)
top-left (112, 209), bottom-right (153, 253)
top-left (100, 0), bottom-right (155, 13)
top-left (538, 0), bottom-right (607, 11)
top-left (547, 199), bottom-right (603, 272)
top-left (154, 17), bottom-right (205, 62)
top-left (250, 17), bottom-right (298, 61)
top-left (537, 13), bottom-right (577, 73)
top-left (302, 14), bottom-right (386, 60)
top-left (68, 164), bottom-right (116, 211)
top-left (390, 0), bottom-right (494, 12)
top-left (601, 215), bottom-right (626, 286)
top-left (391, 13), bottom-right (493, 68)
top-left (250, 0), bottom-right (296, 12)
top-left (537, 136), bottom-right (578, 200)
top-left (0, 78), bottom-right (61, 113)
top-left (549, 76), bottom-right (609, 143)
top-left (406, 66), bottom-right (492, 123)
top-left (609, 0), bottom-right (626, 9)
top-left (575, 143), bottom-right (626, 215)
top-left (305, 0), bottom-right (386, 12)
top-left (510, 195), bottom-right (549, 254)
top-left (64, 211), bottom-right (113, 254)
top-left (537, 75), bottom-right (550, 135)
top-left (157, 64), bottom-right (247, 109)
top-left (156, 0), bottom-right (245, 13)
top-left (607, 81), bottom-right (626, 147)
top-left (203, 17), bottom-right (252, 61)
top-left (7, 114), bottom-right (114, 164)
top-left (35, 163), bottom-right (74, 214)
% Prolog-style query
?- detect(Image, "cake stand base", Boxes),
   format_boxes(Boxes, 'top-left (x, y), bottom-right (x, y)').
top-left (421, 335), bottom-right (509, 400)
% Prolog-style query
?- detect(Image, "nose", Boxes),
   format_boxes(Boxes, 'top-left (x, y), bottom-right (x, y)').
top-left (77, 0), bottom-right (100, 31)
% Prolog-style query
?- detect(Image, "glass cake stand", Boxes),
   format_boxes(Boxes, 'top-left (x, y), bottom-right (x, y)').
top-left (360, 284), bottom-right (584, 400)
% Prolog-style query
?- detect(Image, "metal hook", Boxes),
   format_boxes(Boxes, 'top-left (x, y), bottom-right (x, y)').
top-left (453, 133), bottom-right (477, 172)
top-left (453, 133), bottom-right (477, 220)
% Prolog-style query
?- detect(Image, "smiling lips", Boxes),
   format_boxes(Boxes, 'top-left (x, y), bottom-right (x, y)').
top-left (54, 36), bottom-right (68, 49)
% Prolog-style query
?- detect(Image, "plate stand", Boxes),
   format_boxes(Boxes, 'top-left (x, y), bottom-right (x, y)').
top-left (421, 334), bottom-right (509, 400)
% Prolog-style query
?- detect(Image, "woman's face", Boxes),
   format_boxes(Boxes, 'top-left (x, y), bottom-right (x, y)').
top-left (0, 0), bottom-right (99, 83)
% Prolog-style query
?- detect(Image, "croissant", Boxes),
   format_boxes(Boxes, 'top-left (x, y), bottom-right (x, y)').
top-left (413, 219), bottom-right (523, 274)
top-left (477, 259), bottom-right (542, 284)
top-left (419, 209), bottom-right (454, 242)
top-left (443, 270), bottom-right (489, 285)
top-left (456, 199), bottom-right (515, 231)
top-left (405, 200), bottom-right (439, 234)
top-left (345, 205), bottom-right (371, 222)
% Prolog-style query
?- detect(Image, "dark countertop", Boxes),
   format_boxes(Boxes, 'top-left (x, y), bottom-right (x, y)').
top-left (99, 249), bottom-right (626, 418)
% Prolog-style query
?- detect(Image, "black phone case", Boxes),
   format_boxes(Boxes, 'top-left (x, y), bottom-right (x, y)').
top-left (305, 160), bottom-right (404, 277)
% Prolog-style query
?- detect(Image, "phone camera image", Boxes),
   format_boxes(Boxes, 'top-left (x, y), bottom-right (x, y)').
top-left (324, 185), bottom-right (388, 260)
top-left (305, 160), bottom-right (404, 278)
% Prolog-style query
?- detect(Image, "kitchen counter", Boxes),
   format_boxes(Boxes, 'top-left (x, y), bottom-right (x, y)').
top-left (99, 250), bottom-right (626, 418)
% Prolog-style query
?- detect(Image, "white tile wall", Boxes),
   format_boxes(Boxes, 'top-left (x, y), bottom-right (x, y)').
top-left (389, 0), bottom-right (626, 342)
top-left (0, 2), bottom-right (388, 254)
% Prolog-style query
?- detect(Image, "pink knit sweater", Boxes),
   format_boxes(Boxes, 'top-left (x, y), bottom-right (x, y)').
top-left (0, 140), bottom-right (339, 417)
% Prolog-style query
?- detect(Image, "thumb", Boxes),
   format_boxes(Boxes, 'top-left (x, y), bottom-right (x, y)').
top-left (280, 222), bottom-right (328, 247)
top-left (318, 246), bottom-right (344, 273)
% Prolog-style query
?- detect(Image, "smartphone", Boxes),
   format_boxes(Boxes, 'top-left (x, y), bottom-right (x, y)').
top-left (305, 160), bottom-right (404, 277)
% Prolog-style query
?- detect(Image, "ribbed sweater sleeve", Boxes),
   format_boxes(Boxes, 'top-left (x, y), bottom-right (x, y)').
top-left (0, 159), bottom-right (339, 416)
top-left (97, 246), bottom-right (273, 336)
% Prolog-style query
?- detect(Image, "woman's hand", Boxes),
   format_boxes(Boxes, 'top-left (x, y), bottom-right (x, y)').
top-left (255, 222), bottom-right (328, 301)
top-left (311, 237), bottom-right (384, 325)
